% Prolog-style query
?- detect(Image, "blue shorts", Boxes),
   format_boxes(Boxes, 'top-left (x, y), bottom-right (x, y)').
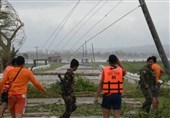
top-left (101, 93), bottom-right (122, 110)
top-left (152, 86), bottom-right (159, 97)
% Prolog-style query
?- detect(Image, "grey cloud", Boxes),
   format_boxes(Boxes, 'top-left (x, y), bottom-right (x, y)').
top-left (7, 0), bottom-right (169, 52)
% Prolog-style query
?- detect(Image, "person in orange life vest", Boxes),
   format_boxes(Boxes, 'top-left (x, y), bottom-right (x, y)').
top-left (0, 56), bottom-right (46, 118)
top-left (0, 58), bottom-right (17, 117)
top-left (151, 56), bottom-right (164, 112)
top-left (94, 54), bottom-right (125, 118)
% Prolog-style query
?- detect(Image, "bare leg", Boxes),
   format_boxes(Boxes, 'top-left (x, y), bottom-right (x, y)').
top-left (156, 97), bottom-right (159, 111)
top-left (102, 108), bottom-right (110, 118)
top-left (0, 102), bottom-right (8, 117)
top-left (152, 97), bottom-right (159, 112)
top-left (11, 113), bottom-right (15, 118)
top-left (113, 110), bottom-right (120, 118)
top-left (16, 113), bottom-right (23, 118)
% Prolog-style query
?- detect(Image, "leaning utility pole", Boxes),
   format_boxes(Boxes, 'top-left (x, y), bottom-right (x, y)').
top-left (0, 0), bottom-right (1, 9)
top-left (139, 0), bottom-right (170, 77)
top-left (0, 0), bottom-right (2, 72)
top-left (92, 44), bottom-right (95, 62)
top-left (35, 46), bottom-right (38, 59)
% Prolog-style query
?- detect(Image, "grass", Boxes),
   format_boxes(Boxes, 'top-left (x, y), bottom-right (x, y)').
top-left (32, 62), bottom-right (64, 74)
top-left (123, 80), bottom-right (143, 98)
top-left (2, 61), bottom-right (169, 117)
top-left (25, 103), bottom-right (102, 116)
top-left (2, 79), bottom-right (170, 117)
top-left (25, 98), bottom-right (170, 117)
top-left (27, 76), bottom-right (97, 98)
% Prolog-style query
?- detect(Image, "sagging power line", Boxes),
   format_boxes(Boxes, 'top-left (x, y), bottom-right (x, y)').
top-left (71, 5), bottom-right (141, 57)
top-left (40, 0), bottom-right (80, 52)
top-left (69, 0), bottom-right (124, 51)
top-left (50, 0), bottom-right (103, 52)
top-left (59, 0), bottom-right (109, 51)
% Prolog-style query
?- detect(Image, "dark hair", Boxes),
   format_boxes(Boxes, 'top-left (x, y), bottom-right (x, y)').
top-left (147, 56), bottom-right (153, 62)
top-left (70, 59), bottom-right (79, 68)
top-left (152, 56), bottom-right (157, 63)
top-left (108, 54), bottom-right (118, 64)
top-left (11, 58), bottom-right (17, 65)
top-left (16, 56), bottom-right (25, 65)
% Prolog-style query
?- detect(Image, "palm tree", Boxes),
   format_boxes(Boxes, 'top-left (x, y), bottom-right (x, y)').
top-left (0, 0), bottom-right (25, 71)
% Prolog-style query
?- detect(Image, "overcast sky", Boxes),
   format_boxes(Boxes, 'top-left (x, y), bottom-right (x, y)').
top-left (8, 0), bottom-right (169, 53)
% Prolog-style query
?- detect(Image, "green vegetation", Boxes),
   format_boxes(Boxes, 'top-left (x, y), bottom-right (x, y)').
top-left (26, 81), bottom-right (170, 117)
top-left (122, 61), bottom-right (145, 73)
top-left (23, 61), bottom-right (170, 117)
top-left (25, 99), bottom-right (170, 117)
top-left (25, 103), bottom-right (102, 116)
top-left (25, 62), bottom-right (64, 74)
top-left (123, 80), bottom-right (143, 98)
top-left (75, 76), bottom-right (97, 92)
top-left (27, 76), bottom-right (97, 98)
top-left (36, 62), bottom-right (64, 73)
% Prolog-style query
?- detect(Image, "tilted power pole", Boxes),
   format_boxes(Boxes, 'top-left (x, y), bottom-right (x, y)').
top-left (139, 0), bottom-right (170, 77)
top-left (0, 0), bottom-right (1, 9)
top-left (0, 0), bottom-right (2, 72)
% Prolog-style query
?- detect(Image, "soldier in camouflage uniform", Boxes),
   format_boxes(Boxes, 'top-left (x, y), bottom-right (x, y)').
top-left (59, 59), bottom-right (79, 118)
top-left (139, 57), bottom-right (156, 113)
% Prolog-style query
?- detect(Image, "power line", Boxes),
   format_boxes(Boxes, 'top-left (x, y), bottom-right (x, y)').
top-left (60, 0), bottom-right (109, 51)
top-left (47, 0), bottom-right (81, 51)
top-left (40, 0), bottom-right (80, 51)
top-left (69, 0), bottom-right (124, 51)
top-left (40, 6), bottom-right (74, 51)
top-left (71, 5), bottom-right (141, 57)
top-left (50, 0), bottom-right (103, 52)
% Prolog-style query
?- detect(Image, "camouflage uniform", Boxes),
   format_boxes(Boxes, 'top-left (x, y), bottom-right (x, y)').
top-left (59, 69), bottom-right (76, 118)
top-left (139, 65), bottom-right (156, 113)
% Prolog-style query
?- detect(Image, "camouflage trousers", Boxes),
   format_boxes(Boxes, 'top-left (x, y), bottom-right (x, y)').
top-left (140, 86), bottom-right (152, 113)
top-left (59, 93), bottom-right (76, 118)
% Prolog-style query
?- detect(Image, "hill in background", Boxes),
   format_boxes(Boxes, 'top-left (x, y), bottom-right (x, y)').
top-left (18, 45), bottom-right (170, 62)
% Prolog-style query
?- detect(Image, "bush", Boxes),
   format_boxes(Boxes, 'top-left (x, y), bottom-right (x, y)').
top-left (27, 76), bottom-right (97, 98)
top-left (75, 76), bottom-right (97, 92)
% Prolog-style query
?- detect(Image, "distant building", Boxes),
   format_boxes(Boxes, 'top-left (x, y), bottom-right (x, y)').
top-left (48, 56), bottom-right (62, 62)
top-left (33, 59), bottom-right (48, 67)
top-left (81, 57), bottom-right (89, 63)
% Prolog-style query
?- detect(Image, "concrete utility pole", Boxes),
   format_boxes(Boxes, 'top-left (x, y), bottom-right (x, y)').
top-left (0, 0), bottom-right (2, 11)
top-left (92, 44), bottom-right (95, 62)
top-left (139, 0), bottom-right (170, 77)
top-left (0, 0), bottom-right (2, 72)
top-left (35, 46), bottom-right (38, 59)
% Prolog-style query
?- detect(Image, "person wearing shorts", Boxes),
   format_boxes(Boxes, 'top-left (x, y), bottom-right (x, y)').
top-left (0, 58), bottom-right (17, 117)
top-left (1, 92), bottom-right (8, 103)
top-left (0, 56), bottom-right (46, 118)
top-left (8, 94), bottom-right (27, 117)
top-left (152, 86), bottom-right (159, 97)
top-left (151, 56), bottom-right (164, 112)
top-left (94, 54), bottom-right (125, 118)
top-left (102, 93), bottom-right (122, 110)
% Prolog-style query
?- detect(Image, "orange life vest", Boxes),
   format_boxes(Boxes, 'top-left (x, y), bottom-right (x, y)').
top-left (102, 65), bottom-right (123, 94)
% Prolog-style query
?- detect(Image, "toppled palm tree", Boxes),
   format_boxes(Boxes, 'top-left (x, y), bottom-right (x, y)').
top-left (0, 0), bottom-right (25, 71)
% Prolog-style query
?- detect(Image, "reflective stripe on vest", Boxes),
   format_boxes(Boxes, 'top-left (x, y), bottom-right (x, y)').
top-left (102, 66), bottom-right (123, 94)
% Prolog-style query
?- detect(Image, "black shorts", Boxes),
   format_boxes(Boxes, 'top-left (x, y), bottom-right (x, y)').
top-left (1, 92), bottom-right (8, 103)
top-left (152, 86), bottom-right (159, 97)
top-left (101, 93), bottom-right (122, 110)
